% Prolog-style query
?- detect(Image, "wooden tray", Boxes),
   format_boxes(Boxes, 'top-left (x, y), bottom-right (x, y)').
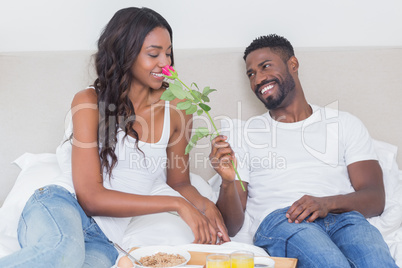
top-left (129, 247), bottom-right (297, 268)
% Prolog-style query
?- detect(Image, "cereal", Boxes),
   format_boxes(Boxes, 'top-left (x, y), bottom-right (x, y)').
top-left (139, 252), bottom-right (186, 267)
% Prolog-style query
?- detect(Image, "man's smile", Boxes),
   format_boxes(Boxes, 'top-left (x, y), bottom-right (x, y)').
top-left (260, 83), bottom-right (275, 96)
top-left (256, 80), bottom-right (278, 98)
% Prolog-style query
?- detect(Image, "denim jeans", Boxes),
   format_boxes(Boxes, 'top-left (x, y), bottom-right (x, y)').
top-left (0, 185), bottom-right (118, 268)
top-left (254, 207), bottom-right (397, 268)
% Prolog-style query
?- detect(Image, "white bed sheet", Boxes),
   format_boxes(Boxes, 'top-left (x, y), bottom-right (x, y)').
top-left (0, 138), bottom-right (401, 267)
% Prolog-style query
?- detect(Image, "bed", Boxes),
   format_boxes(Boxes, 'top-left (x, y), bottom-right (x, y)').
top-left (0, 47), bottom-right (401, 266)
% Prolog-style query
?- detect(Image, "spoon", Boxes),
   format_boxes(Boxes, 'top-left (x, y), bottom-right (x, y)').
top-left (114, 243), bottom-right (144, 266)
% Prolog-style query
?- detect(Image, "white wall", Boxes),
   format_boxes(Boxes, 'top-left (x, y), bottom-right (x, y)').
top-left (1, 0), bottom-right (401, 52)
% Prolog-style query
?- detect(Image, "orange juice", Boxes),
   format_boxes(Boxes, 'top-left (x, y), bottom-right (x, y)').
top-left (231, 257), bottom-right (254, 268)
top-left (230, 251), bottom-right (254, 268)
top-left (206, 253), bottom-right (230, 268)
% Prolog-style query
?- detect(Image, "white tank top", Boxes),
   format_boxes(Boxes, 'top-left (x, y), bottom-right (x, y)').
top-left (54, 101), bottom-right (171, 244)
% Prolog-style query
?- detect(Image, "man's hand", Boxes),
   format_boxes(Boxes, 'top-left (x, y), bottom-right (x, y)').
top-left (286, 195), bottom-right (330, 223)
top-left (209, 135), bottom-right (236, 182)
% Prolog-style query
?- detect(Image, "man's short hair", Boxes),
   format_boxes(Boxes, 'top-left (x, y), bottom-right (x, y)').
top-left (243, 34), bottom-right (295, 62)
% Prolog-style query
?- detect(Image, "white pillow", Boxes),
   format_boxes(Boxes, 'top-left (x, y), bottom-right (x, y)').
top-left (189, 172), bottom-right (214, 200)
top-left (371, 139), bottom-right (400, 200)
top-left (122, 212), bottom-right (194, 248)
top-left (368, 139), bottom-right (402, 236)
top-left (122, 173), bottom-right (214, 248)
top-left (0, 153), bottom-right (61, 257)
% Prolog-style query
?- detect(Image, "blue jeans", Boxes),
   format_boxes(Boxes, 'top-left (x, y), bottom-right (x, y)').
top-left (254, 207), bottom-right (397, 268)
top-left (0, 185), bottom-right (118, 268)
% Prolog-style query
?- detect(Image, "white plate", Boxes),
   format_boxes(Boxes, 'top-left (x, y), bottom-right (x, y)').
top-left (254, 256), bottom-right (275, 268)
top-left (131, 246), bottom-right (191, 267)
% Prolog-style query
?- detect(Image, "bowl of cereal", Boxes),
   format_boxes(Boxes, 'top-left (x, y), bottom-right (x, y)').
top-left (130, 246), bottom-right (191, 267)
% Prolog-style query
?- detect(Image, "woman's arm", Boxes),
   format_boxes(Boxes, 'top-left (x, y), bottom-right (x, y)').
top-left (70, 89), bottom-right (215, 243)
top-left (166, 100), bottom-right (230, 243)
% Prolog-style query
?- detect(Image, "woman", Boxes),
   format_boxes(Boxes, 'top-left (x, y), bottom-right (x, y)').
top-left (0, 7), bottom-right (229, 267)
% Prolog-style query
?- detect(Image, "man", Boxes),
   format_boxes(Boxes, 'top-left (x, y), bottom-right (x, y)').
top-left (210, 34), bottom-right (397, 267)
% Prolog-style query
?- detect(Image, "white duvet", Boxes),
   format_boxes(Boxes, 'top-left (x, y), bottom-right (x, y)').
top-left (0, 139), bottom-right (401, 266)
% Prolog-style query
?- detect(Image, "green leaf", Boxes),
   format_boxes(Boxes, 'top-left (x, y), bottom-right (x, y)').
top-left (184, 91), bottom-right (194, 100)
top-left (185, 105), bottom-right (198, 115)
top-left (191, 133), bottom-right (201, 143)
top-left (195, 127), bottom-right (210, 137)
top-left (199, 103), bottom-right (211, 112)
top-left (185, 143), bottom-right (193, 155)
top-left (185, 134), bottom-right (202, 154)
top-left (176, 100), bottom-right (192, 110)
top-left (196, 109), bottom-right (204, 116)
top-left (173, 79), bottom-right (182, 87)
top-left (202, 86), bottom-right (217, 96)
top-left (201, 95), bottom-right (210, 102)
top-left (191, 82), bottom-right (200, 90)
top-left (190, 90), bottom-right (202, 100)
top-left (169, 81), bottom-right (186, 99)
top-left (160, 89), bottom-right (176, 101)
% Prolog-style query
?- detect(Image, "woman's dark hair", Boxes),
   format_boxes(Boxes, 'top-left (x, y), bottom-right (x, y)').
top-left (93, 7), bottom-right (174, 176)
top-left (243, 34), bottom-right (294, 63)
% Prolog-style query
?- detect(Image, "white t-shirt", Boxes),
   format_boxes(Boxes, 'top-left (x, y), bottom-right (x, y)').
top-left (222, 104), bottom-right (378, 235)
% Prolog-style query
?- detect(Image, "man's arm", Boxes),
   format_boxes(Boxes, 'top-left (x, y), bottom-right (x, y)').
top-left (210, 135), bottom-right (248, 236)
top-left (216, 180), bottom-right (248, 237)
top-left (333, 159), bottom-right (385, 216)
top-left (286, 159), bottom-right (385, 223)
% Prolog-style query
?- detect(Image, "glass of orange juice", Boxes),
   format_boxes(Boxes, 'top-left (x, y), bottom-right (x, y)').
top-left (230, 250), bottom-right (254, 268)
top-left (206, 253), bottom-right (230, 268)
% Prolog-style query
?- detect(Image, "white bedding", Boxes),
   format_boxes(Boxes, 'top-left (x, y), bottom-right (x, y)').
top-left (0, 139), bottom-right (401, 267)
